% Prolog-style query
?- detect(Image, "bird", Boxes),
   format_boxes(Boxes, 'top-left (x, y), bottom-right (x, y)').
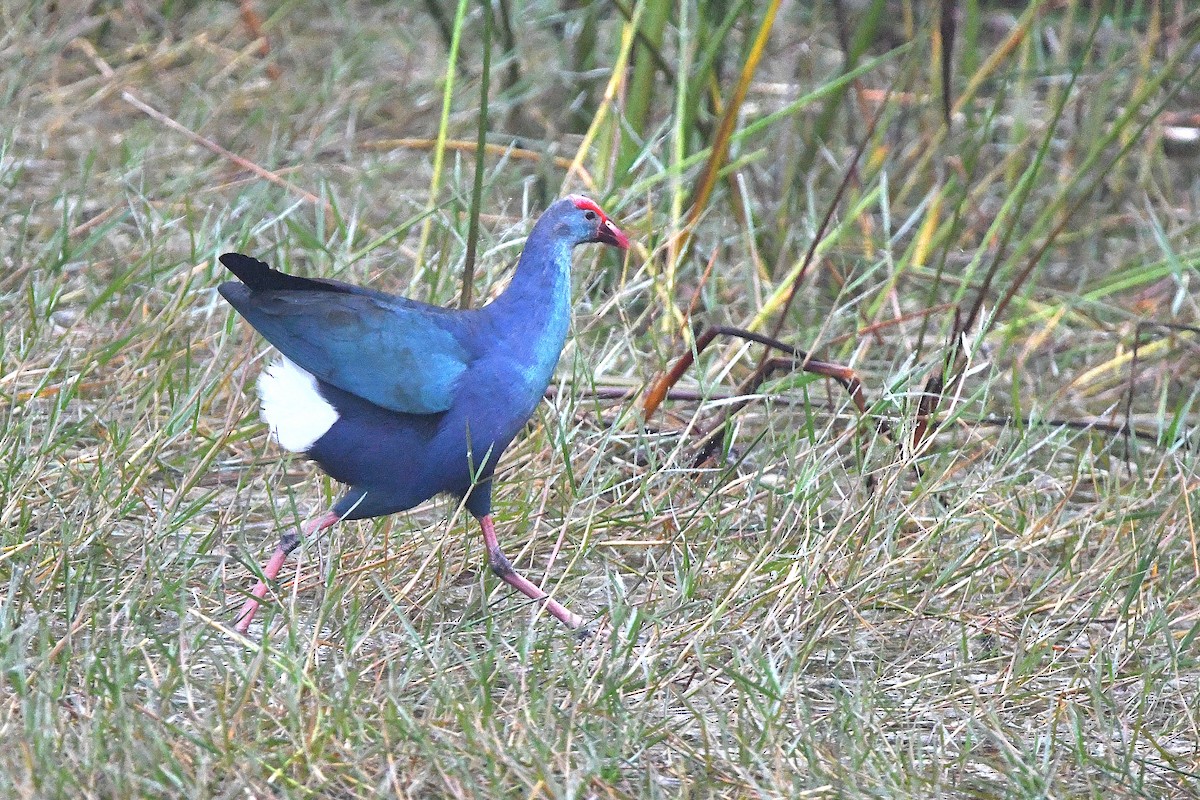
top-left (218, 195), bottom-right (629, 635)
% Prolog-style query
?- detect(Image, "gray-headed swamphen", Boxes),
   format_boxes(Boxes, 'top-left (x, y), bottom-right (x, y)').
top-left (218, 196), bottom-right (629, 634)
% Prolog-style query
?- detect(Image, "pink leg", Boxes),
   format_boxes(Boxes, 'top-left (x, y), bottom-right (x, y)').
top-left (233, 510), bottom-right (340, 634)
top-left (480, 514), bottom-right (585, 630)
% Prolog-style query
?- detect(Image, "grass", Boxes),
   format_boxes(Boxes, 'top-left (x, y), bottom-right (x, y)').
top-left (2, 0), bottom-right (1200, 797)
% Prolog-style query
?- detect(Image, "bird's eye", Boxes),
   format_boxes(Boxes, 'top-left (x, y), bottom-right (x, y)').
top-left (584, 210), bottom-right (597, 221)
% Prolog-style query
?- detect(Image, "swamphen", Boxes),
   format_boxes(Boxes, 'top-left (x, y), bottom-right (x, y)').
top-left (219, 196), bottom-right (629, 634)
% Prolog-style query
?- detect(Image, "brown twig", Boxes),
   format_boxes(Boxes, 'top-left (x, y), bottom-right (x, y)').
top-left (667, 83), bottom-right (896, 464)
top-left (911, 306), bottom-right (961, 450)
top-left (1123, 321), bottom-right (1200, 461)
top-left (769, 86), bottom-right (893, 345)
top-left (636, 74), bottom-right (899, 469)
top-left (361, 139), bottom-right (596, 189)
top-left (72, 38), bottom-right (324, 209)
top-left (120, 92), bottom-right (323, 206)
top-left (939, 0), bottom-right (956, 127)
top-left (641, 325), bottom-right (889, 467)
top-left (238, 0), bottom-right (282, 80)
top-left (972, 413), bottom-right (1189, 447)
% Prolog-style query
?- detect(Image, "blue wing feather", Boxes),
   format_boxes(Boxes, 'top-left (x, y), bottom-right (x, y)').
top-left (218, 255), bottom-right (471, 415)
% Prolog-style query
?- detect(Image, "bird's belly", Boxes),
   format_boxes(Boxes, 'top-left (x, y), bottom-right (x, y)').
top-left (304, 376), bottom-right (535, 518)
top-left (307, 412), bottom-right (447, 510)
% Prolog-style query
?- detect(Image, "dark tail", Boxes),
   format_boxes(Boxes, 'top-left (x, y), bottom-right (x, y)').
top-left (218, 253), bottom-right (352, 294)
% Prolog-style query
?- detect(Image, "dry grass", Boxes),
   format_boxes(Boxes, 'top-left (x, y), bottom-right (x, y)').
top-left (1, 1), bottom-right (1199, 797)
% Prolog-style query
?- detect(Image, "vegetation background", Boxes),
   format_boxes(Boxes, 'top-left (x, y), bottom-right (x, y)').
top-left (1, 0), bottom-right (1199, 796)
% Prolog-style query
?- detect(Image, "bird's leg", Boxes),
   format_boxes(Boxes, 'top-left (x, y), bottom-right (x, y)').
top-left (479, 514), bottom-right (584, 630)
top-left (233, 509), bottom-right (340, 634)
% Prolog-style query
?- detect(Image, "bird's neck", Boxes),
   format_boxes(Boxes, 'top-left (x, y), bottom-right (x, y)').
top-left (485, 230), bottom-right (573, 386)
top-left (504, 232), bottom-right (571, 305)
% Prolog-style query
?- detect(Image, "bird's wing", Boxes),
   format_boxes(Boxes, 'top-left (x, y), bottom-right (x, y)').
top-left (218, 255), bottom-right (471, 415)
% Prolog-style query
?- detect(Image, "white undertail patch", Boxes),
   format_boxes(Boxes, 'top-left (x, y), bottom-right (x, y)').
top-left (257, 357), bottom-right (339, 452)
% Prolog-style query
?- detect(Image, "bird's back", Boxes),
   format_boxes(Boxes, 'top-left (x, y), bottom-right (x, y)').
top-left (218, 253), bottom-right (477, 416)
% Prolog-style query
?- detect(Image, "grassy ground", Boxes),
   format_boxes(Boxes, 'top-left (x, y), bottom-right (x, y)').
top-left (2, 1), bottom-right (1200, 797)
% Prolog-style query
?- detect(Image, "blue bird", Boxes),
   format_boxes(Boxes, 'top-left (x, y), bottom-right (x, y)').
top-left (219, 196), bottom-right (629, 633)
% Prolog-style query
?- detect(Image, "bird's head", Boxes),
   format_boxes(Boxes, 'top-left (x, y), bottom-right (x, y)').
top-left (555, 195), bottom-right (630, 251)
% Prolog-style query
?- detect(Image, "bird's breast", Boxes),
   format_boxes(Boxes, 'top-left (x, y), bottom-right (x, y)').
top-left (509, 298), bottom-right (571, 392)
